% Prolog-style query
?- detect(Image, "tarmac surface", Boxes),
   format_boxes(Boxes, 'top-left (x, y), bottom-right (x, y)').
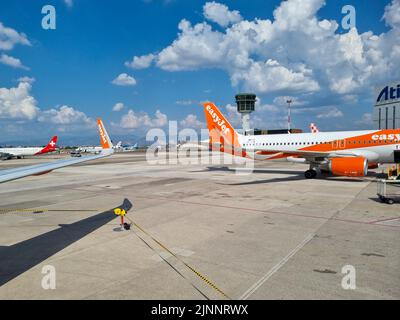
top-left (0, 151), bottom-right (399, 299)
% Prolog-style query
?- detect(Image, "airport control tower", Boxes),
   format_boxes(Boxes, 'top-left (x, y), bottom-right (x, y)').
top-left (235, 93), bottom-right (256, 134)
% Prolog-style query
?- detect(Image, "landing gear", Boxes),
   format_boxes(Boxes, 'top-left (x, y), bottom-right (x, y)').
top-left (304, 169), bottom-right (317, 179)
top-left (386, 198), bottom-right (395, 205)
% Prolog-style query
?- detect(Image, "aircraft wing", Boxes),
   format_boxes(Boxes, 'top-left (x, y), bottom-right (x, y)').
top-left (0, 118), bottom-right (114, 184)
top-left (0, 150), bottom-right (113, 183)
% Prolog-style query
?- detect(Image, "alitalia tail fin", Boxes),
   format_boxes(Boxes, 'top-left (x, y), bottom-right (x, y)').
top-left (97, 118), bottom-right (113, 150)
top-left (310, 123), bottom-right (319, 133)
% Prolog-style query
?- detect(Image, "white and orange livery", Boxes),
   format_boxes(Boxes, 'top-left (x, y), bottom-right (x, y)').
top-left (203, 102), bottom-right (400, 178)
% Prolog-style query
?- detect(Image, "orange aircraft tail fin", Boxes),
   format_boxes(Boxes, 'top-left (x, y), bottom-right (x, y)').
top-left (97, 118), bottom-right (113, 149)
top-left (202, 102), bottom-right (245, 157)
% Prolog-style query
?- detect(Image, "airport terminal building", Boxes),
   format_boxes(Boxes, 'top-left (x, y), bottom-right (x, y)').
top-left (373, 81), bottom-right (400, 129)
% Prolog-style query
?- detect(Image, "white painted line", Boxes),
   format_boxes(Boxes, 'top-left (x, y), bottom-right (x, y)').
top-left (376, 218), bottom-right (400, 227)
top-left (239, 233), bottom-right (314, 300)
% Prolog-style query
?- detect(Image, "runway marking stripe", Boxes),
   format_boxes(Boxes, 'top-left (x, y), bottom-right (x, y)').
top-left (126, 216), bottom-right (231, 300)
top-left (239, 233), bottom-right (315, 300)
top-left (368, 216), bottom-right (400, 224)
top-left (126, 221), bottom-right (211, 300)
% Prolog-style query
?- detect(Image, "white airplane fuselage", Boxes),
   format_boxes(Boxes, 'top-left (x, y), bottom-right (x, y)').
top-left (77, 146), bottom-right (103, 154)
top-left (78, 142), bottom-right (122, 154)
top-left (238, 130), bottom-right (400, 163)
top-left (0, 147), bottom-right (44, 157)
top-left (203, 101), bottom-right (400, 178)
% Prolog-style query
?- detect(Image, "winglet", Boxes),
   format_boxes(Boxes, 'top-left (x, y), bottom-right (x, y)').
top-left (97, 118), bottom-right (113, 150)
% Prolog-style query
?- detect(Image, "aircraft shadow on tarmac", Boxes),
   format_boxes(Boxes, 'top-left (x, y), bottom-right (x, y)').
top-left (192, 166), bottom-right (377, 185)
top-left (0, 198), bottom-right (133, 287)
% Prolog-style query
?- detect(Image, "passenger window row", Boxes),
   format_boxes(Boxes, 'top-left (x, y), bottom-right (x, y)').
top-left (242, 140), bottom-right (399, 147)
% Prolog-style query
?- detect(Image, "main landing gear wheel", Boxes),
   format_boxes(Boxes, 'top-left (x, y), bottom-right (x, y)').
top-left (304, 169), bottom-right (317, 179)
top-left (386, 198), bottom-right (395, 205)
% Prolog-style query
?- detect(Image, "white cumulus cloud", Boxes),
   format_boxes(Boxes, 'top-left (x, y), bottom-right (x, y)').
top-left (0, 22), bottom-right (31, 51)
top-left (0, 82), bottom-right (39, 120)
top-left (112, 102), bottom-right (125, 112)
top-left (112, 73), bottom-right (137, 86)
top-left (38, 105), bottom-right (94, 126)
top-left (203, 1), bottom-right (242, 27)
top-left (179, 114), bottom-right (204, 128)
top-left (0, 81), bottom-right (97, 137)
top-left (119, 109), bottom-right (168, 129)
top-left (356, 113), bottom-right (373, 126)
top-left (0, 53), bottom-right (29, 70)
top-left (125, 54), bottom-right (155, 69)
top-left (316, 107), bottom-right (344, 119)
top-left (225, 103), bottom-right (242, 126)
top-left (17, 76), bottom-right (35, 84)
top-left (383, 0), bottom-right (400, 28)
top-left (140, 0), bottom-right (400, 103)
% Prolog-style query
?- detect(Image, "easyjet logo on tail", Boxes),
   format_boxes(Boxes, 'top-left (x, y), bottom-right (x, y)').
top-left (206, 105), bottom-right (230, 136)
top-left (98, 119), bottom-right (110, 149)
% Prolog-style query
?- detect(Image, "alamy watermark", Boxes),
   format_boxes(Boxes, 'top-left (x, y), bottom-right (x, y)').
top-left (144, 122), bottom-right (255, 175)
top-left (41, 265), bottom-right (56, 290)
top-left (341, 264), bottom-right (356, 290)
top-left (341, 5), bottom-right (356, 30)
top-left (41, 5), bottom-right (56, 30)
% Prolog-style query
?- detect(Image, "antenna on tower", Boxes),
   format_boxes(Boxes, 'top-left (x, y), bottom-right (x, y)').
top-left (286, 99), bottom-right (292, 134)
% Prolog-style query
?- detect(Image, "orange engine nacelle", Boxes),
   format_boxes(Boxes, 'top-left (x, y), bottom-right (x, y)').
top-left (329, 157), bottom-right (368, 177)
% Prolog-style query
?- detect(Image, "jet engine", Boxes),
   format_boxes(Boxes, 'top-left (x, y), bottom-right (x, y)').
top-left (328, 157), bottom-right (368, 177)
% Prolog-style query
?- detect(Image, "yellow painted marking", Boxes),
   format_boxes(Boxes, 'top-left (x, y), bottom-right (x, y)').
top-left (126, 216), bottom-right (231, 300)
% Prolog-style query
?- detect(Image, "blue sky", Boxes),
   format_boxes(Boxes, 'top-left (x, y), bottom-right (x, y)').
top-left (0, 0), bottom-right (399, 145)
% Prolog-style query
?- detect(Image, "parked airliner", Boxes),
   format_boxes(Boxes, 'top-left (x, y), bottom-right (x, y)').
top-left (0, 136), bottom-right (58, 160)
top-left (203, 102), bottom-right (400, 178)
top-left (76, 141), bottom-right (122, 154)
